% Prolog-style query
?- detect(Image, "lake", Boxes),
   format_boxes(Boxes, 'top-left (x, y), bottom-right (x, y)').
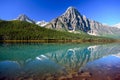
top-left (0, 43), bottom-right (120, 80)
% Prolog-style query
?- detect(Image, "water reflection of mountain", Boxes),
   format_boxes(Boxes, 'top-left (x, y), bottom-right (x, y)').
top-left (0, 43), bottom-right (120, 70)
top-left (0, 43), bottom-right (120, 80)
top-left (45, 44), bottom-right (120, 71)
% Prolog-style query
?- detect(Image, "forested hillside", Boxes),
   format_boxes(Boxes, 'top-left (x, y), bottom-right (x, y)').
top-left (0, 20), bottom-right (114, 42)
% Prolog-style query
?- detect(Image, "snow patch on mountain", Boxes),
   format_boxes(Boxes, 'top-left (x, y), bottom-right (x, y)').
top-left (36, 20), bottom-right (48, 27)
top-left (113, 23), bottom-right (120, 28)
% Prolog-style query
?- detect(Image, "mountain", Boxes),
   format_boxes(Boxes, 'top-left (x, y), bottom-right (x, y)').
top-left (113, 23), bottom-right (120, 28)
top-left (16, 14), bottom-right (35, 24)
top-left (46, 7), bottom-right (120, 38)
top-left (46, 7), bottom-right (90, 32)
top-left (36, 20), bottom-right (48, 27)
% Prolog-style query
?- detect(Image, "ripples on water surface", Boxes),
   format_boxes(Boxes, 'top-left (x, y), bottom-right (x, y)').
top-left (0, 43), bottom-right (120, 80)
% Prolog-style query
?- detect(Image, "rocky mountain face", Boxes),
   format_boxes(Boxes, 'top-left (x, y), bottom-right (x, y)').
top-left (88, 21), bottom-right (120, 36)
top-left (16, 14), bottom-right (35, 24)
top-left (46, 7), bottom-right (120, 37)
top-left (46, 7), bottom-right (91, 32)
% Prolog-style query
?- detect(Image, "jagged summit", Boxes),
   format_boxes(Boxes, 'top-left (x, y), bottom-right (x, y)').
top-left (65, 6), bottom-right (78, 12)
top-left (63, 6), bottom-right (81, 16)
top-left (16, 14), bottom-right (35, 24)
top-left (67, 6), bottom-right (75, 9)
top-left (17, 14), bottom-right (29, 21)
top-left (46, 6), bottom-right (90, 32)
top-left (65, 6), bottom-right (76, 12)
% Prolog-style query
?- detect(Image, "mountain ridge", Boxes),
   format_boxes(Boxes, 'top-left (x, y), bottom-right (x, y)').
top-left (1, 6), bottom-right (120, 39)
top-left (45, 7), bottom-right (120, 38)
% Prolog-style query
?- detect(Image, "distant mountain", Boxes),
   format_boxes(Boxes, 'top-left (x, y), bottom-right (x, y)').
top-left (46, 7), bottom-right (120, 38)
top-left (16, 14), bottom-right (35, 24)
top-left (113, 23), bottom-right (120, 28)
top-left (36, 20), bottom-right (48, 27)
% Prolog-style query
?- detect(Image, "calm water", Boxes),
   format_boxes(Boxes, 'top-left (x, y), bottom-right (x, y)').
top-left (0, 43), bottom-right (120, 80)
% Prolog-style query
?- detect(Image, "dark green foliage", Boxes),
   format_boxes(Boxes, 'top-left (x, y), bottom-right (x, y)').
top-left (0, 20), bottom-right (114, 42)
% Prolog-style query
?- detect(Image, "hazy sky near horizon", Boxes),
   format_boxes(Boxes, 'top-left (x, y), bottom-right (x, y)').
top-left (0, 0), bottom-right (120, 25)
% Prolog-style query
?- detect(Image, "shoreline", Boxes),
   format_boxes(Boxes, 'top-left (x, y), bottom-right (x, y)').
top-left (0, 39), bottom-right (117, 43)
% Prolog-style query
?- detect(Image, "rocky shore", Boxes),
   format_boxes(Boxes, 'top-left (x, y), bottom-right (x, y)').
top-left (13, 71), bottom-right (93, 80)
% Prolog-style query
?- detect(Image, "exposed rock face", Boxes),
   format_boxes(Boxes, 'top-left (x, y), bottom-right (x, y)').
top-left (46, 7), bottom-right (91, 32)
top-left (88, 21), bottom-right (120, 36)
top-left (46, 7), bottom-right (120, 37)
top-left (16, 14), bottom-right (35, 24)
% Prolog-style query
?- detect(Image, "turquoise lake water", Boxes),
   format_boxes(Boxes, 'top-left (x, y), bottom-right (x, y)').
top-left (0, 43), bottom-right (120, 80)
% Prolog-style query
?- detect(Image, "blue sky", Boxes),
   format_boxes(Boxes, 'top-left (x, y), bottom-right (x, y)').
top-left (0, 0), bottom-right (120, 25)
